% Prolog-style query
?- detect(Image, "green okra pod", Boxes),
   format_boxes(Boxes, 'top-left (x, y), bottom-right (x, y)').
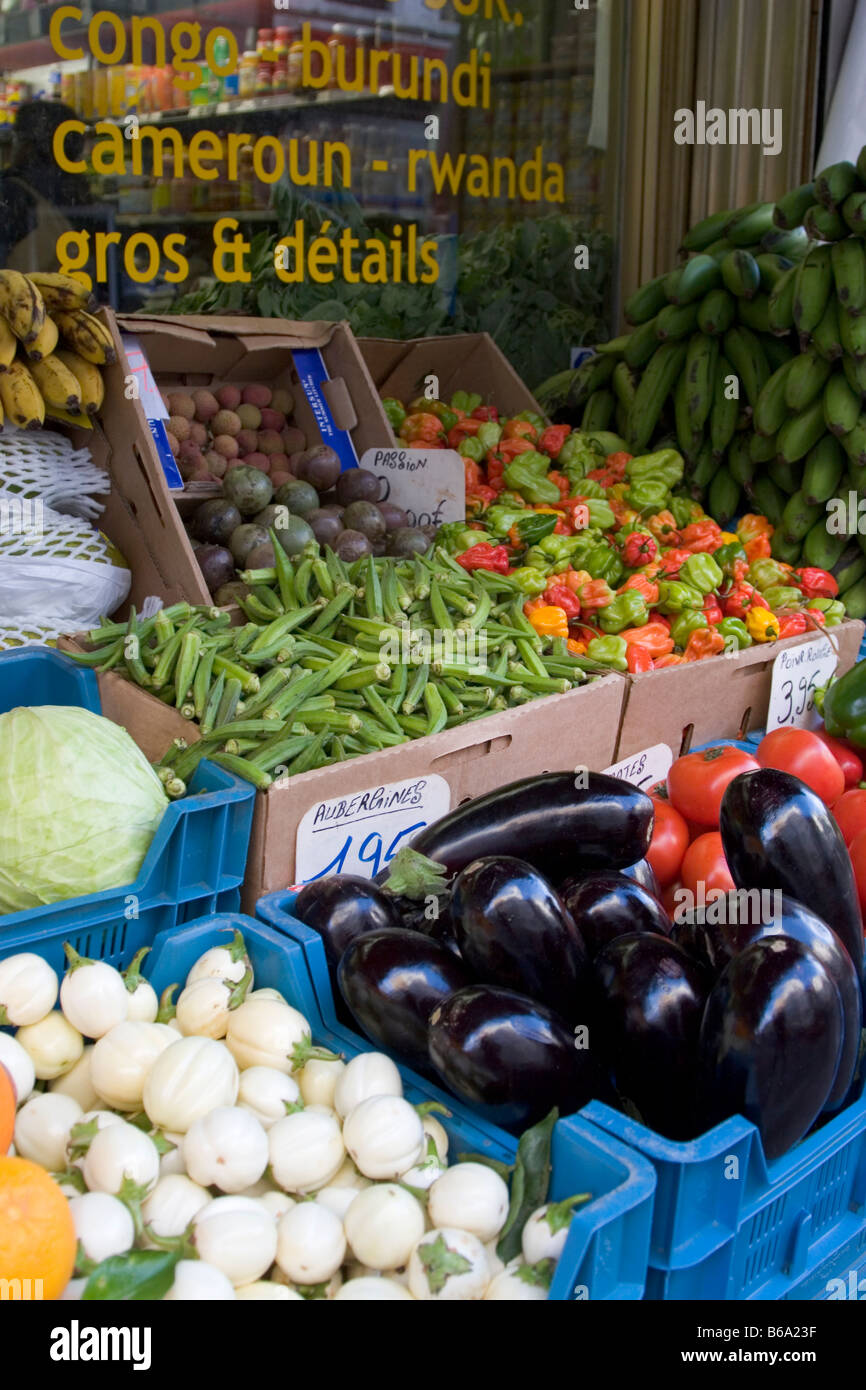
top-left (308, 584), bottom-right (356, 635)
top-left (209, 752), bottom-right (273, 790)
top-left (402, 661), bottom-right (430, 714)
top-left (423, 682), bottom-right (448, 736)
top-left (362, 684), bottom-right (404, 734)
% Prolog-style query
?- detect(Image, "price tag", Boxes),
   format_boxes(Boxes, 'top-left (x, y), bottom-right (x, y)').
top-left (294, 773), bottom-right (451, 884)
top-left (767, 635), bottom-right (837, 730)
top-left (360, 447), bottom-right (465, 527)
top-left (603, 743), bottom-right (673, 790)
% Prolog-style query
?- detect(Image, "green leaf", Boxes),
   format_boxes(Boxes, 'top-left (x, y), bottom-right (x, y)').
top-left (545, 1192), bottom-right (592, 1234)
top-left (418, 1232), bottom-right (472, 1294)
top-left (383, 847), bottom-right (450, 900)
top-left (456, 1151), bottom-right (515, 1183)
top-left (496, 1107), bottom-right (557, 1263)
top-left (82, 1250), bottom-right (181, 1301)
top-left (515, 1258), bottom-right (555, 1289)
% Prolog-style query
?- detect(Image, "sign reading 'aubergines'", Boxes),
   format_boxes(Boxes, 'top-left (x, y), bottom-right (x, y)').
top-left (294, 774), bottom-right (451, 883)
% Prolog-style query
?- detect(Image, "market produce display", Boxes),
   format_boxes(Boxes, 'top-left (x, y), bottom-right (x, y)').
top-left (163, 381), bottom-right (300, 485)
top-left (543, 146), bottom-right (866, 620)
top-left (288, 748), bottom-right (863, 1160)
top-left (383, 391), bottom-right (847, 668)
top-left (0, 705), bottom-right (168, 915)
top-left (69, 542), bottom-right (608, 791)
top-left (0, 931), bottom-right (589, 1301)
top-left (187, 457), bottom-right (434, 601)
top-left (0, 271), bottom-right (112, 429)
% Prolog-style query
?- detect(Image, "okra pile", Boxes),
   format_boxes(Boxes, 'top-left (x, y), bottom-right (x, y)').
top-left (70, 539), bottom-right (607, 792)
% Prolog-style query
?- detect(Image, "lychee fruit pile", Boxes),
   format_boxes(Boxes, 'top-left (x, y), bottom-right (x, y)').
top-left (163, 382), bottom-right (305, 485)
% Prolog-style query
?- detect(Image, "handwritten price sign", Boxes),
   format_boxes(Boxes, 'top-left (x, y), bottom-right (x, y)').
top-left (294, 774), bottom-right (451, 884)
top-left (767, 636), bottom-right (837, 731)
top-left (603, 743), bottom-right (673, 790)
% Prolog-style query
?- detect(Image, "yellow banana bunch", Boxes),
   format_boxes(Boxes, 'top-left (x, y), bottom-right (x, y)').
top-left (27, 272), bottom-right (91, 313)
top-left (30, 353), bottom-right (82, 412)
top-left (0, 270), bottom-right (45, 345)
top-left (54, 309), bottom-right (116, 365)
top-left (0, 359), bottom-right (45, 428)
top-left (45, 406), bottom-right (93, 430)
top-left (24, 314), bottom-right (59, 363)
top-left (55, 347), bottom-right (104, 415)
top-left (0, 317), bottom-right (16, 371)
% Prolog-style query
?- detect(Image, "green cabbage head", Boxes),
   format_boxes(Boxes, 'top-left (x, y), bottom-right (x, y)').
top-left (0, 705), bottom-right (169, 914)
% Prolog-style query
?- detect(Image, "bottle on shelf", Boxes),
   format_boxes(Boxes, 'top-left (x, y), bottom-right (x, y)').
top-left (212, 33), bottom-right (238, 101)
top-left (287, 36), bottom-right (304, 94)
top-left (239, 50), bottom-right (258, 100)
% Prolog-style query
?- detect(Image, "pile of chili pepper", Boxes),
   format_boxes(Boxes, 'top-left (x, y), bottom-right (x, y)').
top-left (383, 392), bottom-right (847, 673)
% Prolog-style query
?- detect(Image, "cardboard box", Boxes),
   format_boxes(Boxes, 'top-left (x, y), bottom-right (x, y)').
top-left (86, 669), bottom-right (627, 906)
top-left (59, 308), bottom-right (211, 612)
top-left (119, 313), bottom-right (393, 479)
top-left (359, 333), bottom-right (545, 425)
top-left (110, 314), bottom-right (395, 599)
top-left (615, 619), bottom-right (865, 760)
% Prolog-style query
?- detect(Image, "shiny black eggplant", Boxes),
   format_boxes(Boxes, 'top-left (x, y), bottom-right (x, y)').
top-left (450, 856), bottom-right (588, 1019)
top-left (672, 892), bottom-right (861, 1113)
top-left (698, 936), bottom-right (843, 1160)
top-left (592, 933), bottom-right (709, 1140)
top-left (620, 858), bottom-right (662, 899)
top-left (293, 875), bottom-right (403, 975)
top-left (720, 768), bottom-right (864, 976)
top-left (562, 872), bottom-right (671, 957)
top-left (410, 772), bottom-right (654, 880)
top-left (338, 928), bottom-right (472, 1075)
top-left (427, 984), bottom-right (609, 1131)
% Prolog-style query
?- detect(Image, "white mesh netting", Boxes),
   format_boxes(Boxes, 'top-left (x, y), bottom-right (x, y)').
top-left (0, 429), bottom-right (109, 521)
top-left (0, 429), bottom-right (129, 646)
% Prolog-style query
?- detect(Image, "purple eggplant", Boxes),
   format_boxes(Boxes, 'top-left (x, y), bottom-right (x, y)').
top-left (410, 772), bottom-right (654, 881)
top-left (427, 984), bottom-right (607, 1131)
top-left (620, 858), bottom-right (662, 899)
top-left (561, 872), bottom-right (671, 957)
top-left (719, 768), bottom-right (864, 976)
top-left (450, 856), bottom-right (588, 1019)
top-left (293, 875), bottom-right (403, 975)
top-left (592, 933), bottom-right (710, 1140)
top-left (338, 929), bottom-right (472, 1076)
top-left (672, 892), bottom-right (861, 1113)
top-left (698, 936), bottom-right (843, 1160)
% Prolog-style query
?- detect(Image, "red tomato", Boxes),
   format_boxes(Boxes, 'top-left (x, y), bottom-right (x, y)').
top-left (847, 827), bottom-right (866, 918)
top-left (666, 746), bottom-right (760, 828)
top-left (757, 727), bottom-right (846, 805)
top-left (834, 788), bottom-right (866, 847)
top-left (815, 729), bottom-right (864, 788)
top-left (647, 799), bottom-right (690, 888)
top-left (660, 881), bottom-right (682, 921)
top-left (680, 832), bottom-right (736, 900)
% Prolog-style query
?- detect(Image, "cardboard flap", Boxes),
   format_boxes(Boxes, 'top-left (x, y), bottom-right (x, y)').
top-left (124, 314), bottom-right (343, 351)
top-left (358, 333), bottom-right (545, 421)
top-left (320, 375), bottom-right (357, 432)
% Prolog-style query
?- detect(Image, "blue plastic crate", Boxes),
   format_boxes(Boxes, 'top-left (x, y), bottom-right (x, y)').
top-left (144, 912), bottom-right (655, 1301)
top-left (255, 891), bottom-right (655, 1298)
top-left (0, 648), bottom-right (255, 972)
top-left (583, 736), bottom-right (866, 1298)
